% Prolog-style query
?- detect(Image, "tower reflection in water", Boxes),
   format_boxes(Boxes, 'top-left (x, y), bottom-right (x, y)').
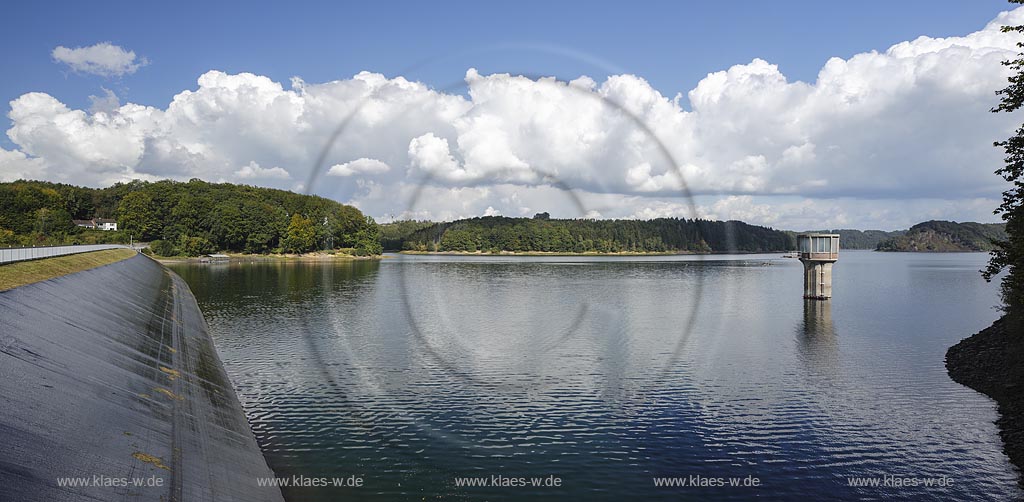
top-left (798, 299), bottom-right (839, 377)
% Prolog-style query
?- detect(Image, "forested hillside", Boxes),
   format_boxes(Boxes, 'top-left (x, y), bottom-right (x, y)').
top-left (876, 220), bottom-right (1006, 252)
top-left (380, 220), bottom-right (435, 250)
top-left (0, 179), bottom-right (381, 256)
top-left (395, 215), bottom-right (793, 253)
top-left (785, 229), bottom-right (905, 249)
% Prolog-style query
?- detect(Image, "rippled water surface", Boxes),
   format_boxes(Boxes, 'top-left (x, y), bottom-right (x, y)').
top-left (169, 251), bottom-right (1022, 500)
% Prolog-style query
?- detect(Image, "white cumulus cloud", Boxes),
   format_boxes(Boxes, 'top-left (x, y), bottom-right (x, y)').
top-left (5, 7), bottom-right (1024, 230)
top-left (0, 147), bottom-right (47, 182)
top-left (328, 157), bottom-right (390, 177)
top-left (234, 161), bottom-right (290, 179)
top-left (52, 42), bottom-right (148, 77)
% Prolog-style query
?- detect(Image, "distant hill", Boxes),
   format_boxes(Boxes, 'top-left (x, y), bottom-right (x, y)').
top-left (785, 229), bottom-right (905, 250)
top-left (0, 179), bottom-right (381, 255)
top-left (875, 220), bottom-right (1006, 252)
top-left (380, 220), bottom-right (436, 250)
top-left (396, 216), bottom-right (793, 253)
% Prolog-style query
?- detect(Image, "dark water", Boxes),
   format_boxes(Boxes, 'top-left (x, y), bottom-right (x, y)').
top-left (169, 251), bottom-right (1022, 500)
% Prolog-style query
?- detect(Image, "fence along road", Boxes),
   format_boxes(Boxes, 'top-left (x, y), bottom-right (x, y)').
top-left (0, 244), bottom-right (132, 265)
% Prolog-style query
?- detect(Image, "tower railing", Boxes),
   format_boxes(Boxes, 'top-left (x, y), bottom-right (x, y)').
top-left (798, 250), bottom-right (838, 261)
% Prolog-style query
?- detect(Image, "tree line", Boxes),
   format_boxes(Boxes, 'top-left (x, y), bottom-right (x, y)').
top-left (391, 214), bottom-right (794, 253)
top-left (0, 179), bottom-right (382, 256)
top-left (986, 1), bottom-right (1024, 313)
top-left (783, 228), bottom-right (905, 250)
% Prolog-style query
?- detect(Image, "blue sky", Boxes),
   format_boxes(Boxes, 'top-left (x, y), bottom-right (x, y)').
top-left (1, 0), bottom-right (1022, 230)
top-left (3, 0), bottom-right (1009, 110)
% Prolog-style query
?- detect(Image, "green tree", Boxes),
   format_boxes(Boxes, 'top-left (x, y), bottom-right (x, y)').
top-left (353, 216), bottom-right (383, 256)
top-left (117, 191), bottom-right (161, 240)
top-left (33, 207), bottom-right (73, 236)
top-left (380, 220), bottom-right (435, 250)
top-left (0, 227), bottom-right (17, 246)
top-left (399, 216), bottom-right (791, 254)
top-left (179, 235), bottom-right (215, 257)
top-left (0, 178), bottom-right (373, 253)
top-left (984, 0), bottom-right (1024, 313)
top-left (333, 205), bottom-right (369, 247)
top-left (148, 239), bottom-right (176, 256)
top-left (282, 213), bottom-right (316, 253)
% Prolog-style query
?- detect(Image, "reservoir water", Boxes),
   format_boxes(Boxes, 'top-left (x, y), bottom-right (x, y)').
top-left (168, 251), bottom-right (1022, 500)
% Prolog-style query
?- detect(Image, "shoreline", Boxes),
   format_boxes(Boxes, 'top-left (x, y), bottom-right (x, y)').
top-left (394, 249), bottom-right (790, 257)
top-left (154, 251), bottom-right (384, 264)
top-left (875, 249), bottom-right (993, 253)
top-left (946, 316), bottom-right (1024, 488)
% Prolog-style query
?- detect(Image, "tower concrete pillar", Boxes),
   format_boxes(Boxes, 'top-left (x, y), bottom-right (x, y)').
top-left (802, 260), bottom-right (833, 299)
top-left (797, 234), bottom-right (839, 300)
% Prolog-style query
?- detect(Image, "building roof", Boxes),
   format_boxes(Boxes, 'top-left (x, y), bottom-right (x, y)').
top-left (95, 219), bottom-right (116, 224)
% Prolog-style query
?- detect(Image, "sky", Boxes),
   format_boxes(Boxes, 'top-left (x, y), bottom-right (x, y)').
top-left (1, 0), bottom-right (1021, 230)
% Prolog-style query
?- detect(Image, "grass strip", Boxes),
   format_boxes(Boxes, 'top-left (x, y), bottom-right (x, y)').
top-left (0, 248), bottom-right (137, 292)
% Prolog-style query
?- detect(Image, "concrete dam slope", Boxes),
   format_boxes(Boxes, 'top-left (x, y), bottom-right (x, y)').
top-left (0, 254), bottom-right (284, 501)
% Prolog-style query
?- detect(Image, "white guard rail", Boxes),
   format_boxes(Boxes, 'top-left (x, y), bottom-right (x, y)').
top-left (0, 244), bottom-right (132, 265)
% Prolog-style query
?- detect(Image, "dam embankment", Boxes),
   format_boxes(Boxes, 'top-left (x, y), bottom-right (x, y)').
top-left (0, 253), bottom-right (284, 501)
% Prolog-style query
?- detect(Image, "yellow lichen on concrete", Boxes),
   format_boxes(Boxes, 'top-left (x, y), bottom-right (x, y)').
top-left (132, 451), bottom-right (170, 471)
top-left (159, 366), bottom-right (180, 381)
top-left (153, 387), bottom-right (183, 401)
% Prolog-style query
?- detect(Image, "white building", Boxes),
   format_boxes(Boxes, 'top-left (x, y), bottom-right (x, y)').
top-left (95, 219), bottom-right (117, 231)
top-left (72, 218), bottom-right (118, 231)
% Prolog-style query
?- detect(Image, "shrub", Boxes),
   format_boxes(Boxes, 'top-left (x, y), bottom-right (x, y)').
top-left (148, 239), bottom-right (177, 256)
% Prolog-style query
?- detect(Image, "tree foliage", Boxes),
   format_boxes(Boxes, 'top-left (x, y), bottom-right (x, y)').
top-left (398, 216), bottom-right (792, 253)
top-left (179, 235), bottom-right (216, 257)
top-left (0, 179), bottom-right (380, 256)
top-left (117, 191), bottom-right (161, 240)
top-left (379, 220), bottom-right (435, 250)
top-left (148, 239), bottom-right (175, 257)
top-left (784, 229), bottom-right (904, 250)
top-left (985, 0), bottom-right (1024, 312)
top-left (0, 228), bottom-right (17, 246)
top-left (282, 213), bottom-right (317, 253)
top-left (877, 221), bottom-right (1007, 252)
top-left (0, 180), bottom-right (125, 246)
top-left (353, 216), bottom-right (383, 256)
